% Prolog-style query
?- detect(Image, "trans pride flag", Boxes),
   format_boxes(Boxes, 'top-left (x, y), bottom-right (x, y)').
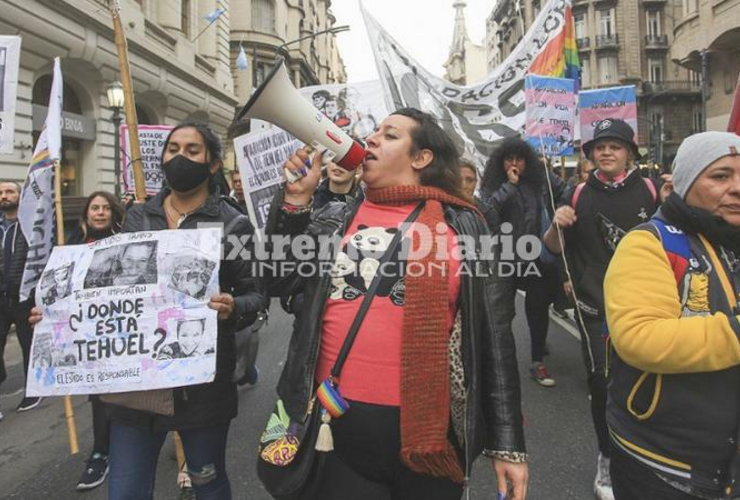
top-left (528, 1), bottom-right (580, 84)
top-left (525, 75), bottom-right (577, 156)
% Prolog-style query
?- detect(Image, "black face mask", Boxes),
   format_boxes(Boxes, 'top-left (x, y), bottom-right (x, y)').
top-left (162, 155), bottom-right (211, 192)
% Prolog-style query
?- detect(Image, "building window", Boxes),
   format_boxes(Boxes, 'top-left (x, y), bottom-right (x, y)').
top-left (598, 8), bottom-right (615, 37)
top-left (646, 11), bottom-right (662, 37)
top-left (693, 106), bottom-right (704, 133)
top-left (181, 0), bottom-right (191, 37)
top-left (581, 57), bottom-right (591, 88)
top-left (682, 0), bottom-right (698, 17)
top-left (252, 0), bottom-right (276, 34)
top-left (253, 62), bottom-right (268, 88)
top-left (690, 69), bottom-right (702, 86)
top-left (598, 55), bottom-right (618, 84)
top-left (648, 58), bottom-right (664, 83)
top-left (575, 12), bottom-right (587, 40)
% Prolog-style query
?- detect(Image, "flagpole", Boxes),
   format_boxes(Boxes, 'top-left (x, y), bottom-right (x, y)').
top-left (109, 0), bottom-right (146, 201)
top-left (53, 159), bottom-right (79, 455)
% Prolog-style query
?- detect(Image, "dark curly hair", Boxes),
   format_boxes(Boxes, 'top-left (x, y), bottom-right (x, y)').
top-left (480, 136), bottom-right (543, 194)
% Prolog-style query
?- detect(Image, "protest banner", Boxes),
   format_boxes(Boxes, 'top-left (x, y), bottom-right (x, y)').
top-left (578, 85), bottom-right (638, 143)
top-left (525, 75), bottom-right (577, 156)
top-left (362, 0), bottom-right (575, 166)
top-left (26, 228), bottom-right (222, 396)
top-left (298, 80), bottom-right (389, 140)
top-left (120, 124), bottom-right (173, 195)
top-left (234, 127), bottom-right (303, 230)
top-left (0, 36), bottom-right (21, 154)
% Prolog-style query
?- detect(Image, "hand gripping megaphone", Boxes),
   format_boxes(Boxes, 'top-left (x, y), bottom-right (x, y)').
top-left (236, 60), bottom-right (366, 171)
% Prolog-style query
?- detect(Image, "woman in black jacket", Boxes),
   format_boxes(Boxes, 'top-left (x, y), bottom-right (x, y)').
top-left (32, 123), bottom-right (265, 500)
top-left (66, 191), bottom-right (124, 491)
top-left (480, 137), bottom-right (566, 388)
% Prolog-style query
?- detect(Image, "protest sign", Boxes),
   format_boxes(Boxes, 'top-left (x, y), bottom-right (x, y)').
top-left (578, 85), bottom-right (638, 143)
top-left (525, 75), bottom-right (577, 156)
top-left (234, 128), bottom-right (303, 230)
top-left (121, 124), bottom-right (174, 195)
top-left (298, 80), bottom-right (389, 140)
top-left (26, 228), bottom-right (222, 396)
top-left (0, 36), bottom-right (21, 155)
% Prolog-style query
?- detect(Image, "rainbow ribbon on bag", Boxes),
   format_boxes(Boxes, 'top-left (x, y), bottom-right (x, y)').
top-left (316, 378), bottom-right (350, 418)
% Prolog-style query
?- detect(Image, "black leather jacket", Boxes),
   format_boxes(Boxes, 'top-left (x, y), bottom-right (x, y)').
top-left (106, 188), bottom-right (266, 431)
top-left (264, 191), bottom-right (526, 473)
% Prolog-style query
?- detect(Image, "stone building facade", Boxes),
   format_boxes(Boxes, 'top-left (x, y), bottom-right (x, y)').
top-left (0, 0), bottom-right (345, 218)
top-left (485, 0), bottom-right (718, 166)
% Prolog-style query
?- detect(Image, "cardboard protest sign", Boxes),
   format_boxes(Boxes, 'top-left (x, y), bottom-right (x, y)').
top-left (525, 75), bottom-right (577, 156)
top-left (0, 36), bottom-right (21, 155)
top-left (234, 128), bottom-right (303, 230)
top-left (121, 124), bottom-right (174, 195)
top-left (578, 85), bottom-right (638, 143)
top-left (26, 228), bottom-right (221, 396)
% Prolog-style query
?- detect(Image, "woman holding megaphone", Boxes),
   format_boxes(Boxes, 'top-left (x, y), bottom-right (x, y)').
top-left (30, 122), bottom-right (266, 500)
top-left (262, 108), bottom-right (529, 500)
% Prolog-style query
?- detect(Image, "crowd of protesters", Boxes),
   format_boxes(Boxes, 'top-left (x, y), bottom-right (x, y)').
top-left (1, 109), bottom-right (739, 500)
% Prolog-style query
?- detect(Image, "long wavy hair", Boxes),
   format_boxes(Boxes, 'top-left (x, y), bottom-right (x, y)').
top-left (480, 136), bottom-right (543, 194)
top-left (79, 191), bottom-right (124, 237)
top-left (390, 107), bottom-right (466, 200)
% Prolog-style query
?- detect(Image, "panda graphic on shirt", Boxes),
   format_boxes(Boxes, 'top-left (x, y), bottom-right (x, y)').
top-left (329, 224), bottom-right (407, 306)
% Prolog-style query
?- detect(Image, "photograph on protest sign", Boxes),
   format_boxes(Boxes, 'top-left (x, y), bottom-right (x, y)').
top-left (525, 74), bottom-right (577, 156)
top-left (234, 127), bottom-right (303, 230)
top-left (26, 228), bottom-right (222, 397)
top-left (0, 36), bottom-right (21, 155)
top-left (299, 80), bottom-right (388, 140)
top-left (578, 85), bottom-right (638, 143)
top-left (120, 124), bottom-right (174, 195)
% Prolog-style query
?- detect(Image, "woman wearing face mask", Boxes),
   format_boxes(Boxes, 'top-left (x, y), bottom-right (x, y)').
top-left (66, 191), bottom-right (124, 492)
top-left (32, 123), bottom-right (266, 500)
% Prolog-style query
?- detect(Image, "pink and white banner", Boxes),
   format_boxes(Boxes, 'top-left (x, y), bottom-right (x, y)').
top-left (578, 85), bottom-right (638, 143)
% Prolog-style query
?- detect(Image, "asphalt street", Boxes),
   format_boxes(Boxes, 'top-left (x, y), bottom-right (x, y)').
top-left (0, 296), bottom-right (598, 499)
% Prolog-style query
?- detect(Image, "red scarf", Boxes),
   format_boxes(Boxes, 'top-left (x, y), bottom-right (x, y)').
top-left (365, 185), bottom-right (479, 483)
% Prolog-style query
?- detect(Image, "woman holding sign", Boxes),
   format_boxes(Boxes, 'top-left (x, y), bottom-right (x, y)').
top-left (31, 122), bottom-right (266, 500)
top-left (66, 191), bottom-right (124, 491)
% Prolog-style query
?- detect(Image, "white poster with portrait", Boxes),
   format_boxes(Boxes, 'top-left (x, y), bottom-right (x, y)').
top-left (26, 228), bottom-right (222, 396)
top-left (0, 36), bottom-right (21, 155)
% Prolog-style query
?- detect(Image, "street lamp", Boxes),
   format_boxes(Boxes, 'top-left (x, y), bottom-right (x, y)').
top-left (275, 25), bottom-right (350, 58)
top-left (106, 81), bottom-right (125, 197)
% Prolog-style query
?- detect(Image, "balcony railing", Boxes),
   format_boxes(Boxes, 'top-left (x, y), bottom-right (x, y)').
top-left (595, 34), bottom-right (619, 48)
top-left (576, 37), bottom-right (591, 49)
top-left (645, 34), bottom-right (668, 48)
top-left (642, 81), bottom-right (702, 94)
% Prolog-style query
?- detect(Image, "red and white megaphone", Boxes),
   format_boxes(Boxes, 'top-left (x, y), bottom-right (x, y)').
top-left (236, 60), bottom-right (366, 171)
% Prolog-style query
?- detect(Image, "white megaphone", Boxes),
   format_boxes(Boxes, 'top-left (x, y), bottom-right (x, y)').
top-left (236, 60), bottom-right (366, 171)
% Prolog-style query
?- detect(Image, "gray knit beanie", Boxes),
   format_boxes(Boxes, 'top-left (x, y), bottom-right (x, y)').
top-left (672, 132), bottom-right (740, 199)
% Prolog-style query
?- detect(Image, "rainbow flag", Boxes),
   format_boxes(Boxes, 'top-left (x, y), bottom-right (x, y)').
top-left (528, 2), bottom-right (580, 84)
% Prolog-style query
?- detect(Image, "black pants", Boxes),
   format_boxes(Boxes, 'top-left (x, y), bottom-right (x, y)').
top-left (576, 314), bottom-right (610, 456)
top-left (0, 296), bottom-right (33, 387)
top-left (90, 396), bottom-right (110, 455)
top-left (519, 264), bottom-right (561, 362)
top-left (611, 444), bottom-right (700, 499)
top-left (312, 401), bottom-right (463, 500)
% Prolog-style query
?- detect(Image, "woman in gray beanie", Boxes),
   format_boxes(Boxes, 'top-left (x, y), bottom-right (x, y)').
top-left (603, 131), bottom-right (740, 500)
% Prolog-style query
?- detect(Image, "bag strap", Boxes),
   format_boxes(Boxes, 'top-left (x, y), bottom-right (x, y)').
top-left (571, 181), bottom-right (586, 208)
top-left (330, 202), bottom-right (424, 380)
